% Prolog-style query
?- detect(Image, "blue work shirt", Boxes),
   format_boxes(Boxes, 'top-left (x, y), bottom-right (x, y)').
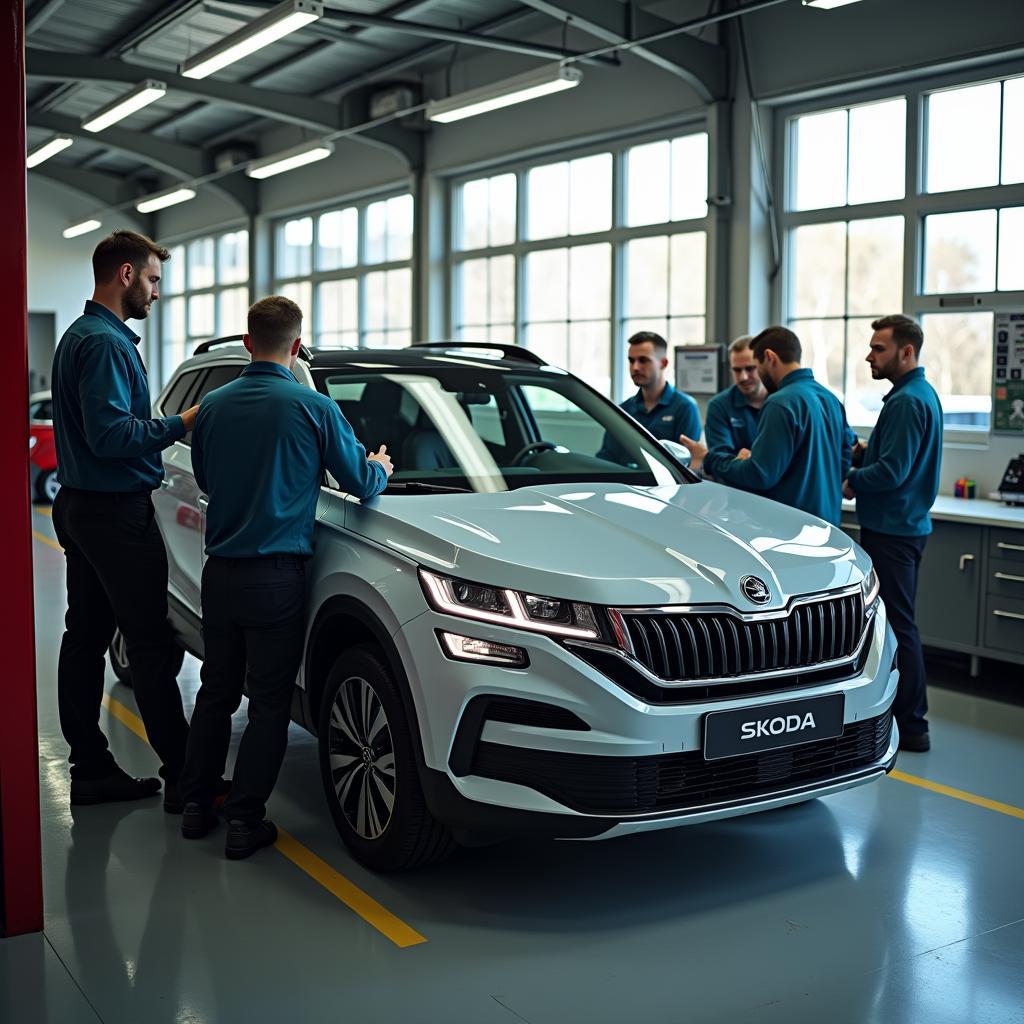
top-left (848, 368), bottom-right (943, 537)
top-left (703, 368), bottom-right (855, 526)
top-left (621, 382), bottom-right (702, 442)
top-left (193, 362), bottom-right (388, 558)
top-left (704, 383), bottom-right (762, 458)
top-left (52, 300), bottom-right (185, 492)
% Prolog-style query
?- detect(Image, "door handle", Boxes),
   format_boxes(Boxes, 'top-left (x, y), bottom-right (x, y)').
top-left (997, 541), bottom-right (1024, 553)
top-left (993, 609), bottom-right (1024, 621)
top-left (197, 495), bottom-right (209, 511)
top-left (958, 553), bottom-right (974, 571)
top-left (994, 571), bottom-right (1024, 584)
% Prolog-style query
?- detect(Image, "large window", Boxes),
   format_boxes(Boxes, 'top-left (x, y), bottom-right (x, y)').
top-left (159, 228), bottom-right (249, 386)
top-left (782, 72), bottom-right (1024, 432)
top-left (451, 130), bottom-right (710, 398)
top-left (272, 193), bottom-right (414, 351)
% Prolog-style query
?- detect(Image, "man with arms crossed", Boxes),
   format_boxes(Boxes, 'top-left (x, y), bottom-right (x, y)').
top-left (678, 326), bottom-right (855, 526)
top-left (703, 335), bottom-right (768, 460)
top-left (844, 315), bottom-right (942, 752)
top-left (178, 296), bottom-right (392, 859)
top-left (52, 230), bottom-right (196, 808)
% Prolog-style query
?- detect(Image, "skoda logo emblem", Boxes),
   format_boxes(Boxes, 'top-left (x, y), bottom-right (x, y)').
top-left (740, 575), bottom-right (771, 604)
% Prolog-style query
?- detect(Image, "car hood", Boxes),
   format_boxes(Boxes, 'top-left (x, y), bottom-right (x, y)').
top-left (341, 481), bottom-right (866, 609)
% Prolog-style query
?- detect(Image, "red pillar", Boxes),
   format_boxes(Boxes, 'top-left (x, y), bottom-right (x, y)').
top-left (0, 0), bottom-right (44, 937)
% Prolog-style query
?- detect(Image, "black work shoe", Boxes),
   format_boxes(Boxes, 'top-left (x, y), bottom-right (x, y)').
top-left (899, 731), bottom-right (931, 752)
top-left (225, 819), bottom-right (278, 861)
top-left (70, 768), bottom-right (161, 807)
top-left (181, 802), bottom-right (219, 840)
top-left (164, 777), bottom-right (231, 815)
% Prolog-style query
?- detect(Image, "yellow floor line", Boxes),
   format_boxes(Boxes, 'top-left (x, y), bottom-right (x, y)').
top-left (33, 504), bottom-right (53, 518)
top-left (890, 769), bottom-right (1024, 821)
top-left (32, 530), bottom-right (62, 551)
top-left (100, 691), bottom-right (426, 947)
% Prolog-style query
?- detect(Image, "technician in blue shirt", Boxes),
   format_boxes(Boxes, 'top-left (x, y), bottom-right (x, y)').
top-left (178, 295), bottom-right (391, 859)
top-left (678, 326), bottom-right (855, 526)
top-left (704, 335), bottom-right (767, 460)
top-left (51, 230), bottom-right (197, 809)
top-left (844, 315), bottom-right (943, 753)
top-left (597, 331), bottom-right (701, 464)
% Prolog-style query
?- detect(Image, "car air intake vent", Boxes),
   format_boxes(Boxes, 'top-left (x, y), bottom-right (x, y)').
top-left (619, 591), bottom-right (865, 682)
top-left (485, 698), bottom-right (589, 732)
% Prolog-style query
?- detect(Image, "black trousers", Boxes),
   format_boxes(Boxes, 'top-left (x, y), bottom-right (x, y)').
top-left (179, 555), bottom-right (306, 824)
top-left (52, 488), bottom-right (189, 780)
top-left (859, 527), bottom-right (930, 737)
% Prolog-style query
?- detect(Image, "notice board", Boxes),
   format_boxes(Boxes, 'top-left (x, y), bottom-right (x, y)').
top-left (994, 312), bottom-right (1024, 435)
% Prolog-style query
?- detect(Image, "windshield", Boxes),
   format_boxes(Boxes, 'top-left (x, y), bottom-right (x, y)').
top-left (313, 363), bottom-right (695, 493)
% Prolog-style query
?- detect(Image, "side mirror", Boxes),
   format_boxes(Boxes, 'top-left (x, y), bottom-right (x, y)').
top-left (661, 439), bottom-right (692, 467)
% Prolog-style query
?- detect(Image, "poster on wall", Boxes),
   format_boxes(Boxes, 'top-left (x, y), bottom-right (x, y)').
top-left (993, 313), bottom-right (1024, 435)
top-left (674, 345), bottom-right (722, 396)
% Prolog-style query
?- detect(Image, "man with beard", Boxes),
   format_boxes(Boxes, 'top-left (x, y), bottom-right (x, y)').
top-left (677, 325), bottom-right (855, 526)
top-left (844, 315), bottom-right (942, 752)
top-left (51, 230), bottom-right (196, 807)
top-left (703, 335), bottom-right (768, 460)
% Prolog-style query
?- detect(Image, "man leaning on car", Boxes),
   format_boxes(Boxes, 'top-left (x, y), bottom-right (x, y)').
top-left (177, 295), bottom-right (393, 860)
top-left (52, 229), bottom-right (197, 807)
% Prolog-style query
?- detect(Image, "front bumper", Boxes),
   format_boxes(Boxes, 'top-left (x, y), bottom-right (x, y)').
top-left (395, 599), bottom-right (899, 839)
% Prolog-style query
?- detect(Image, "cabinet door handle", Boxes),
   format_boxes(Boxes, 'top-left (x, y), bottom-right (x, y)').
top-left (994, 571), bottom-right (1024, 584)
top-left (997, 541), bottom-right (1024, 553)
top-left (993, 609), bottom-right (1024, 621)
top-left (959, 553), bottom-right (975, 571)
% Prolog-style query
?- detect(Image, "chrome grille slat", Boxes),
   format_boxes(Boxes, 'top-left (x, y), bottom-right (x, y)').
top-left (619, 591), bottom-right (866, 683)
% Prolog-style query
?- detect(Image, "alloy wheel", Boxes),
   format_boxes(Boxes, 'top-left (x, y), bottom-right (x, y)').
top-left (327, 675), bottom-right (396, 840)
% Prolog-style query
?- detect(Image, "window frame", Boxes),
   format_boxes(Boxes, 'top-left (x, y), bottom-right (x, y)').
top-left (271, 189), bottom-right (415, 352)
top-left (445, 121), bottom-right (715, 401)
top-left (774, 62), bottom-right (1024, 441)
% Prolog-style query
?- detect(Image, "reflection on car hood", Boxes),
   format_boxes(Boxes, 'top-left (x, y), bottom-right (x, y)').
top-left (341, 481), bottom-right (866, 609)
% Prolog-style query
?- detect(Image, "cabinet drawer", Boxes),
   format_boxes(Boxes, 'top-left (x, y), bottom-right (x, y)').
top-left (988, 558), bottom-right (1024, 598)
top-left (990, 529), bottom-right (1024, 564)
top-left (983, 593), bottom-right (1024, 656)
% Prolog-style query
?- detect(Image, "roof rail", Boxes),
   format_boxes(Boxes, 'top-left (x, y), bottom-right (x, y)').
top-left (410, 341), bottom-right (546, 367)
top-left (191, 336), bottom-right (313, 364)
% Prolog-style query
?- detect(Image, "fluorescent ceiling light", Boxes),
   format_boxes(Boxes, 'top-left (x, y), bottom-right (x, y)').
top-left (802, 0), bottom-right (864, 8)
top-left (62, 219), bottom-right (102, 239)
top-left (181, 0), bottom-right (323, 80)
top-left (246, 140), bottom-right (334, 179)
top-left (26, 136), bottom-right (72, 168)
top-left (82, 80), bottom-right (167, 133)
top-left (426, 64), bottom-right (583, 124)
top-left (136, 188), bottom-right (197, 213)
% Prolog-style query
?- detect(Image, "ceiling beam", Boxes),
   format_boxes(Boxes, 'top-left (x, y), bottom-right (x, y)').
top-left (30, 164), bottom-right (133, 207)
top-left (25, 0), bottom-right (66, 35)
top-left (518, 0), bottom-right (727, 102)
top-left (26, 48), bottom-right (342, 132)
top-left (27, 110), bottom-right (257, 212)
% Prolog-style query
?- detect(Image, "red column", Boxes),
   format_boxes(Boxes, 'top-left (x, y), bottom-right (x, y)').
top-left (0, 0), bottom-right (44, 937)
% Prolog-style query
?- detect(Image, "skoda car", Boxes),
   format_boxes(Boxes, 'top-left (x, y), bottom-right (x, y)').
top-left (131, 338), bottom-right (899, 871)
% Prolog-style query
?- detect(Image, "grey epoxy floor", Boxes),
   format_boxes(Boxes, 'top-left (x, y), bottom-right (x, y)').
top-left (4, 504), bottom-right (1024, 1024)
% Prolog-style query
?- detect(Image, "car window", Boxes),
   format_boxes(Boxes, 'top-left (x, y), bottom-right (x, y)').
top-left (194, 364), bottom-right (243, 404)
top-left (162, 371), bottom-right (201, 417)
top-left (30, 399), bottom-right (53, 421)
top-left (315, 367), bottom-right (689, 492)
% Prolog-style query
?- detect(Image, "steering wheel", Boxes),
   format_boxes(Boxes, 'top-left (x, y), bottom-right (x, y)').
top-left (510, 440), bottom-right (558, 466)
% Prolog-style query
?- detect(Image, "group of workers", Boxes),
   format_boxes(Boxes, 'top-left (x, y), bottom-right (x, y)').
top-left (51, 230), bottom-right (390, 860)
top-left (46, 229), bottom-right (940, 862)
top-left (616, 325), bottom-right (942, 752)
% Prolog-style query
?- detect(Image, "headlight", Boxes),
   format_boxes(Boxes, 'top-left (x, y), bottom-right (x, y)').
top-left (861, 565), bottom-right (880, 609)
top-left (29, 435), bottom-right (38, 449)
top-left (420, 569), bottom-right (603, 640)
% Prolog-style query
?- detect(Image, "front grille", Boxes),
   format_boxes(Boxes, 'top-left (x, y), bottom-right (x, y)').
top-left (471, 710), bottom-right (892, 816)
top-left (619, 591), bottom-right (865, 682)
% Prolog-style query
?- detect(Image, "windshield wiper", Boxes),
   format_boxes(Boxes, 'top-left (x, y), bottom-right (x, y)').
top-left (384, 481), bottom-right (474, 494)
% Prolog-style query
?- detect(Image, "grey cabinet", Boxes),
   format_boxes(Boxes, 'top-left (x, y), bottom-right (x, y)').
top-left (916, 522), bottom-right (983, 649)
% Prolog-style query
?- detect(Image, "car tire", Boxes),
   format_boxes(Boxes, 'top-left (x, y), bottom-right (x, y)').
top-left (318, 645), bottom-right (456, 871)
top-left (107, 628), bottom-right (185, 689)
top-left (36, 469), bottom-right (59, 504)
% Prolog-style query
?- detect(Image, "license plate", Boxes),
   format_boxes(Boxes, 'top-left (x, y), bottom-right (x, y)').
top-left (703, 693), bottom-right (845, 761)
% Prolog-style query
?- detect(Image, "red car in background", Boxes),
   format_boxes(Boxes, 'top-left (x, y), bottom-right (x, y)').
top-left (29, 391), bottom-right (59, 503)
